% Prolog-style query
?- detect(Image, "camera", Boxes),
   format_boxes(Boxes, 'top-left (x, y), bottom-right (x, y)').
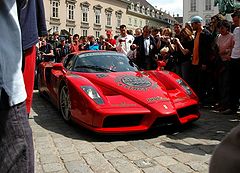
top-left (171, 37), bottom-right (178, 43)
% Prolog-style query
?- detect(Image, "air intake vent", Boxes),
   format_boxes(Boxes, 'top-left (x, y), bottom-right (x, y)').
top-left (103, 114), bottom-right (143, 127)
top-left (177, 105), bottom-right (199, 118)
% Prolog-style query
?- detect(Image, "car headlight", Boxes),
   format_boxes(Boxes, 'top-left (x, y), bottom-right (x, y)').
top-left (176, 79), bottom-right (192, 95)
top-left (81, 86), bottom-right (104, 105)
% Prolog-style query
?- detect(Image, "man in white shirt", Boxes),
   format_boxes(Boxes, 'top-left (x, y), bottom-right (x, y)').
top-left (116, 25), bottom-right (135, 55)
top-left (0, 0), bottom-right (34, 172)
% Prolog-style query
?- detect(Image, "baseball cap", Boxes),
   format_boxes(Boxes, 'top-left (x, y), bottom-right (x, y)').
top-left (191, 16), bottom-right (203, 23)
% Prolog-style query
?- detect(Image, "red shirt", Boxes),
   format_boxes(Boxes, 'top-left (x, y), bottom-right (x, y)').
top-left (70, 42), bottom-right (79, 52)
top-left (106, 38), bottom-right (116, 50)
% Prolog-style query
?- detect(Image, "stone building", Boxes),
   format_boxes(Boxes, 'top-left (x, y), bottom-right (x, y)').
top-left (43, 0), bottom-right (178, 37)
top-left (183, 0), bottom-right (219, 26)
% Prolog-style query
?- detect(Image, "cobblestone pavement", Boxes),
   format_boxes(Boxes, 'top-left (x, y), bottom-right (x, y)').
top-left (30, 91), bottom-right (240, 173)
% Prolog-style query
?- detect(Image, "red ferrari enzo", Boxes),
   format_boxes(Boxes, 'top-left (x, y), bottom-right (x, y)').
top-left (37, 51), bottom-right (200, 133)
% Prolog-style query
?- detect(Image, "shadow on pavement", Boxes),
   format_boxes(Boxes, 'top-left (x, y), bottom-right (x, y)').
top-left (31, 91), bottom-right (240, 156)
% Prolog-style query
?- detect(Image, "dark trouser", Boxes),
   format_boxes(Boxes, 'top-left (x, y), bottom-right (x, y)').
top-left (229, 58), bottom-right (240, 111)
top-left (189, 65), bottom-right (209, 103)
top-left (0, 90), bottom-right (34, 173)
top-left (218, 61), bottom-right (230, 107)
top-left (138, 56), bottom-right (157, 70)
top-left (176, 61), bottom-right (191, 84)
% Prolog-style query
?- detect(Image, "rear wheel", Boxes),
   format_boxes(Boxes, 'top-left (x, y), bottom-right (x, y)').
top-left (59, 85), bottom-right (72, 122)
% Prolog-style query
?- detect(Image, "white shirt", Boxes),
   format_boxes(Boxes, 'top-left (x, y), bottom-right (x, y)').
top-left (0, 0), bottom-right (27, 106)
top-left (144, 37), bottom-right (150, 56)
top-left (116, 34), bottom-right (135, 55)
top-left (231, 27), bottom-right (240, 59)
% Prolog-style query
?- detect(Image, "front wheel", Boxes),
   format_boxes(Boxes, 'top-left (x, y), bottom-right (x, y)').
top-left (59, 85), bottom-right (72, 122)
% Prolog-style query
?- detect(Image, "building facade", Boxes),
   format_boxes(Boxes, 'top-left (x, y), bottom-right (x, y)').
top-left (126, 0), bottom-right (176, 32)
top-left (183, 0), bottom-right (219, 26)
top-left (43, 0), bottom-right (177, 37)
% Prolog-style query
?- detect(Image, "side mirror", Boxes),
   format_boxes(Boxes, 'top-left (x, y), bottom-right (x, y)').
top-left (52, 63), bottom-right (64, 71)
top-left (156, 61), bottom-right (166, 71)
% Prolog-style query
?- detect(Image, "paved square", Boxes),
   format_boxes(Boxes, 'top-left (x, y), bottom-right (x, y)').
top-left (30, 92), bottom-right (239, 173)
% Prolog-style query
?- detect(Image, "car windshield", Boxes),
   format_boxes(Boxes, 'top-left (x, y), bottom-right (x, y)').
top-left (73, 52), bottom-right (138, 73)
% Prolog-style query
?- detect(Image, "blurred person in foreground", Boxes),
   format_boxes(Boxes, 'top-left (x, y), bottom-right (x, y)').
top-left (18, 0), bottom-right (47, 115)
top-left (210, 123), bottom-right (240, 173)
top-left (0, 0), bottom-right (34, 172)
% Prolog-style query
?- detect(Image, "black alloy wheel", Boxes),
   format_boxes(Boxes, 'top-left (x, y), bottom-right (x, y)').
top-left (59, 85), bottom-right (72, 122)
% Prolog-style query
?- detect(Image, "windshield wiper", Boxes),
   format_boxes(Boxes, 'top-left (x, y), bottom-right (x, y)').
top-left (74, 65), bottom-right (116, 72)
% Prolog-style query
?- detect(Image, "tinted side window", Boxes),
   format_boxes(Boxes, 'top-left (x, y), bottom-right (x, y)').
top-left (63, 54), bottom-right (75, 70)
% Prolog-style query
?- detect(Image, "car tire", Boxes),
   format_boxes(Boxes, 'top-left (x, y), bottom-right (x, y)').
top-left (59, 85), bottom-right (72, 122)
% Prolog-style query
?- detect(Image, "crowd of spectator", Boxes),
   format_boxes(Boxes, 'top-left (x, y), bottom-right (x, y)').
top-left (38, 11), bottom-right (240, 115)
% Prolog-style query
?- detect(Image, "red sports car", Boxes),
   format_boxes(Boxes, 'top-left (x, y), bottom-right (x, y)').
top-left (37, 51), bottom-right (200, 133)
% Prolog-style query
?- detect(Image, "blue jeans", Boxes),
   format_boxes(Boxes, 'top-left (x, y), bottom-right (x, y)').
top-left (0, 89), bottom-right (34, 173)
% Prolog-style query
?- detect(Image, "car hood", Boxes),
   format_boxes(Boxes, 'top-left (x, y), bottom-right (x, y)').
top-left (70, 71), bottom-right (183, 112)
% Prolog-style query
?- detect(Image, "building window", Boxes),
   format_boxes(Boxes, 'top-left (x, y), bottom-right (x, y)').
top-left (95, 9), bottom-right (101, 24)
top-left (52, 1), bottom-right (59, 18)
top-left (96, 31), bottom-right (100, 38)
top-left (116, 14), bottom-right (121, 27)
top-left (145, 20), bottom-right (148, 26)
top-left (106, 13), bottom-right (112, 26)
top-left (69, 28), bottom-right (74, 35)
top-left (140, 20), bottom-right (142, 27)
top-left (115, 11), bottom-right (122, 27)
top-left (134, 19), bottom-right (137, 26)
top-left (82, 30), bottom-right (87, 36)
top-left (82, 6), bottom-right (88, 22)
top-left (190, 0), bottom-right (196, 11)
top-left (128, 17), bottom-right (132, 25)
top-left (105, 8), bottom-right (113, 26)
top-left (68, 4), bottom-right (74, 20)
top-left (52, 26), bottom-right (59, 32)
top-left (205, 0), bottom-right (211, 11)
